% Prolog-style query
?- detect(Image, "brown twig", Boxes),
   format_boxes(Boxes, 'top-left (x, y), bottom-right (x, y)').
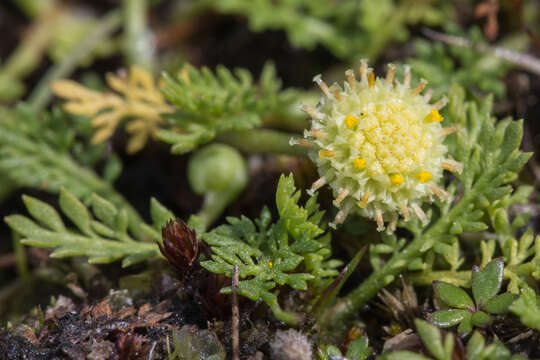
top-left (154, 18), bottom-right (200, 49)
top-left (232, 265), bottom-right (240, 360)
top-left (525, 27), bottom-right (540, 54)
top-left (475, 0), bottom-right (499, 40)
top-left (422, 28), bottom-right (540, 76)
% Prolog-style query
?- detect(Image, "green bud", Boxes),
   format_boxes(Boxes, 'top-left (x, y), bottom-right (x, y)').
top-left (187, 144), bottom-right (248, 231)
top-left (188, 143), bottom-right (247, 200)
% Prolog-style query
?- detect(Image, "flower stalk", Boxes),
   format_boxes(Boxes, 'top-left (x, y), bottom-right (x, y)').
top-left (123, 0), bottom-right (154, 70)
top-left (318, 175), bottom-right (487, 329)
top-left (217, 129), bottom-right (311, 157)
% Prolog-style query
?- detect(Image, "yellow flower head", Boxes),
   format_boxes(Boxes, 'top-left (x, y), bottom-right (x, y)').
top-left (302, 62), bottom-right (460, 232)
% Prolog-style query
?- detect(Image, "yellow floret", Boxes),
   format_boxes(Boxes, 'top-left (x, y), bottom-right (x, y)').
top-left (358, 192), bottom-right (370, 209)
top-left (319, 149), bottom-right (335, 158)
top-left (345, 115), bottom-right (359, 129)
top-left (417, 170), bottom-right (432, 183)
top-left (425, 109), bottom-right (443, 123)
top-left (390, 174), bottom-right (403, 186)
top-left (353, 158), bottom-right (366, 170)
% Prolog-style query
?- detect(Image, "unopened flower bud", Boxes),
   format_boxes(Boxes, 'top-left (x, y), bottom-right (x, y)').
top-left (159, 219), bottom-right (199, 272)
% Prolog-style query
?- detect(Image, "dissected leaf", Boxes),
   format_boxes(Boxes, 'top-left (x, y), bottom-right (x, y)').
top-left (510, 287), bottom-right (540, 331)
top-left (6, 191), bottom-right (164, 267)
top-left (201, 174), bottom-right (338, 324)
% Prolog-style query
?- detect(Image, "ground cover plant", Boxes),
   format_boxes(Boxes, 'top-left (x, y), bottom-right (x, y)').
top-left (1, 0), bottom-right (540, 359)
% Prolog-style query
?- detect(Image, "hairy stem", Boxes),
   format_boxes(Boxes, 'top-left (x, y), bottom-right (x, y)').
top-left (217, 129), bottom-right (310, 157)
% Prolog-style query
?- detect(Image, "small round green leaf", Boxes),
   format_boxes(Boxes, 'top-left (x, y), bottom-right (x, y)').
top-left (472, 258), bottom-right (503, 307)
top-left (484, 293), bottom-right (518, 314)
top-left (431, 309), bottom-right (470, 328)
top-left (346, 336), bottom-right (371, 360)
top-left (434, 281), bottom-right (474, 309)
top-left (471, 311), bottom-right (492, 327)
top-left (457, 312), bottom-right (473, 334)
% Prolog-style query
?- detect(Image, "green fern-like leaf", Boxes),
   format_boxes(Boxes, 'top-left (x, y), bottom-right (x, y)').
top-left (198, 0), bottom-right (451, 60)
top-left (158, 62), bottom-right (296, 154)
top-left (407, 28), bottom-right (514, 100)
top-left (4, 190), bottom-right (173, 267)
top-left (0, 104), bottom-right (144, 234)
top-left (200, 174), bottom-right (340, 325)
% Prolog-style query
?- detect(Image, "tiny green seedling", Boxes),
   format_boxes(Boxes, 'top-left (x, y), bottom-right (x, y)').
top-left (430, 258), bottom-right (517, 333)
top-left (378, 319), bottom-right (522, 360)
top-left (318, 336), bottom-right (371, 360)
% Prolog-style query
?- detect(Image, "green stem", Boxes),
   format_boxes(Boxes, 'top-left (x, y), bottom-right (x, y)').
top-left (195, 191), bottom-right (232, 232)
top-left (12, 232), bottom-right (29, 284)
top-left (262, 113), bottom-right (310, 133)
top-left (406, 261), bottom-right (536, 289)
top-left (3, 16), bottom-right (55, 78)
top-left (0, 277), bottom-right (27, 320)
top-left (123, 0), bottom-right (154, 70)
top-left (28, 10), bottom-right (122, 111)
top-left (10, 0), bottom-right (56, 18)
top-left (320, 175), bottom-right (489, 328)
top-left (217, 129), bottom-right (310, 157)
top-left (267, 297), bottom-right (302, 326)
top-left (0, 11), bottom-right (58, 101)
top-left (408, 270), bottom-right (471, 287)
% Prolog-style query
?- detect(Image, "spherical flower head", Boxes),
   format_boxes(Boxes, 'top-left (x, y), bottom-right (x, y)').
top-left (301, 62), bottom-right (461, 232)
